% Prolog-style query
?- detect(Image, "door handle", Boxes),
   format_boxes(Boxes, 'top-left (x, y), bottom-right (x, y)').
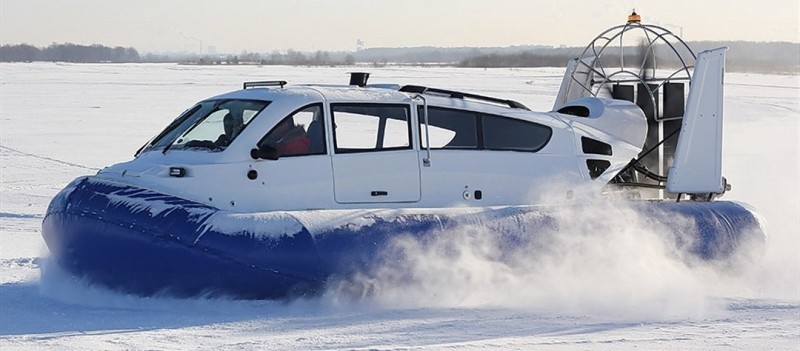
top-left (371, 191), bottom-right (388, 196)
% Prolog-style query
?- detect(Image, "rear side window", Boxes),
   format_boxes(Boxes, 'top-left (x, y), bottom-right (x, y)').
top-left (417, 106), bottom-right (551, 152)
top-left (418, 107), bottom-right (478, 149)
top-left (482, 114), bottom-right (552, 152)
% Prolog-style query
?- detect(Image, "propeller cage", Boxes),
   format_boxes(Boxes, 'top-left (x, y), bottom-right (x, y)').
top-left (560, 22), bottom-right (699, 198)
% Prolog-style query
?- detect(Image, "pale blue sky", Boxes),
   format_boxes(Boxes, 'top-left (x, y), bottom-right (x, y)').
top-left (1, 0), bottom-right (798, 54)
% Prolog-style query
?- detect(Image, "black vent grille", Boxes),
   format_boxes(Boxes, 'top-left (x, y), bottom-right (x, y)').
top-left (581, 137), bottom-right (612, 156)
top-left (586, 159), bottom-right (611, 180)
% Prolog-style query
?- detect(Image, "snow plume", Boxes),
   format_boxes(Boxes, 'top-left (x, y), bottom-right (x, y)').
top-left (326, 195), bottom-right (764, 320)
top-left (38, 257), bottom-right (185, 309)
top-left (35, 256), bottom-right (327, 318)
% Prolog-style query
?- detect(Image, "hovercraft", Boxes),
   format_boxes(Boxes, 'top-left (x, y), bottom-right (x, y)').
top-left (43, 15), bottom-right (765, 299)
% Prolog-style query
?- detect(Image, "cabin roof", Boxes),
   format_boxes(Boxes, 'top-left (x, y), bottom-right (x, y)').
top-left (209, 85), bottom-right (413, 105)
top-left (206, 83), bottom-right (554, 125)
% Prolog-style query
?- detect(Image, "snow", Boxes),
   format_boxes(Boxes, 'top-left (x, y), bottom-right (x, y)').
top-left (199, 211), bottom-right (305, 241)
top-left (1, 63), bottom-right (798, 350)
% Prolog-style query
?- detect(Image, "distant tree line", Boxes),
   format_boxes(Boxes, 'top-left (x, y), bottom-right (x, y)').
top-left (1, 41), bottom-right (796, 73)
top-left (458, 41), bottom-right (799, 74)
top-left (0, 43), bottom-right (140, 63)
top-left (691, 41), bottom-right (799, 74)
top-left (187, 50), bottom-right (356, 66)
top-left (351, 45), bottom-right (551, 64)
top-left (460, 52), bottom-right (576, 68)
top-left (459, 51), bottom-right (658, 70)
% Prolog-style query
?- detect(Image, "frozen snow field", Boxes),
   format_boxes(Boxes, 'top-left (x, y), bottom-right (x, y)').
top-left (0, 63), bottom-right (798, 350)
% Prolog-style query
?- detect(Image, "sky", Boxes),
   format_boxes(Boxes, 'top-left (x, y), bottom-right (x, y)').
top-left (1, 0), bottom-right (798, 54)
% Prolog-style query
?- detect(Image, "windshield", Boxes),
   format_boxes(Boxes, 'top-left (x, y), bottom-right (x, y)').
top-left (141, 99), bottom-right (269, 153)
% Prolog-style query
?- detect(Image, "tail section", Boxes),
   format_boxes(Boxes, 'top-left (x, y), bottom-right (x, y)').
top-left (666, 47), bottom-right (728, 198)
top-left (552, 17), bottom-right (734, 201)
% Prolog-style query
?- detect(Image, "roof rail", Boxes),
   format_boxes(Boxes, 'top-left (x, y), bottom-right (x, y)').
top-left (399, 85), bottom-right (529, 110)
top-left (243, 80), bottom-right (287, 89)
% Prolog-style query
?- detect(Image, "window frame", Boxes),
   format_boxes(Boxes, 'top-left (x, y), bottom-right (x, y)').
top-left (257, 103), bottom-right (327, 158)
top-left (331, 103), bottom-right (413, 154)
top-left (480, 113), bottom-right (552, 152)
top-left (143, 99), bottom-right (270, 154)
top-left (417, 106), bottom-right (552, 153)
top-left (417, 106), bottom-right (479, 150)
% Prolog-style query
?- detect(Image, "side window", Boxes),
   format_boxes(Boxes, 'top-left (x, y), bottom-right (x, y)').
top-left (482, 114), bottom-right (552, 152)
top-left (418, 107), bottom-right (478, 149)
top-left (332, 104), bottom-right (411, 153)
top-left (259, 104), bottom-right (325, 157)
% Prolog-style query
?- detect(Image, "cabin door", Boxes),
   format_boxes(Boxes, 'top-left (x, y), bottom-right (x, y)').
top-left (329, 103), bottom-right (421, 204)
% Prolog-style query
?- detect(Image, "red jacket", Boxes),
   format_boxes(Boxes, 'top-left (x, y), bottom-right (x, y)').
top-left (276, 133), bottom-right (310, 156)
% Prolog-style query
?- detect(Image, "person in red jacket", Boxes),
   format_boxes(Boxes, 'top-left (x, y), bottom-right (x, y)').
top-left (263, 117), bottom-right (311, 156)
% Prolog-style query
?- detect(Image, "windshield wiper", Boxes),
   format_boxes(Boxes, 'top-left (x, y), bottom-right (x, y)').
top-left (183, 140), bottom-right (223, 150)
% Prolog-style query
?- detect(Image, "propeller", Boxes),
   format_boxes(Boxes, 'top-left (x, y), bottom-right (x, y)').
top-left (636, 37), bottom-right (656, 80)
top-left (598, 37), bottom-right (657, 103)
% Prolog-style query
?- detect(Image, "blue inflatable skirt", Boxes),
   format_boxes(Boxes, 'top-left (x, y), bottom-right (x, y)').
top-left (42, 177), bottom-right (765, 299)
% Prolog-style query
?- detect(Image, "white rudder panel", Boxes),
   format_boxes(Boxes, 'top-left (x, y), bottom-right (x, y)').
top-left (666, 47), bottom-right (728, 195)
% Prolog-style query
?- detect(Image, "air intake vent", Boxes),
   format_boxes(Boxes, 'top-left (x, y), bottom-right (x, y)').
top-left (581, 137), bottom-right (612, 155)
top-left (557, 105), bottom-right (590, 117)
top-left (586, 159), bottom-right (611, 180)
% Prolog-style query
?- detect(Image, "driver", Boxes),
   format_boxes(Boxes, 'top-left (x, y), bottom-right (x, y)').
top-left (215, 112), bottom-right (244, 146)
